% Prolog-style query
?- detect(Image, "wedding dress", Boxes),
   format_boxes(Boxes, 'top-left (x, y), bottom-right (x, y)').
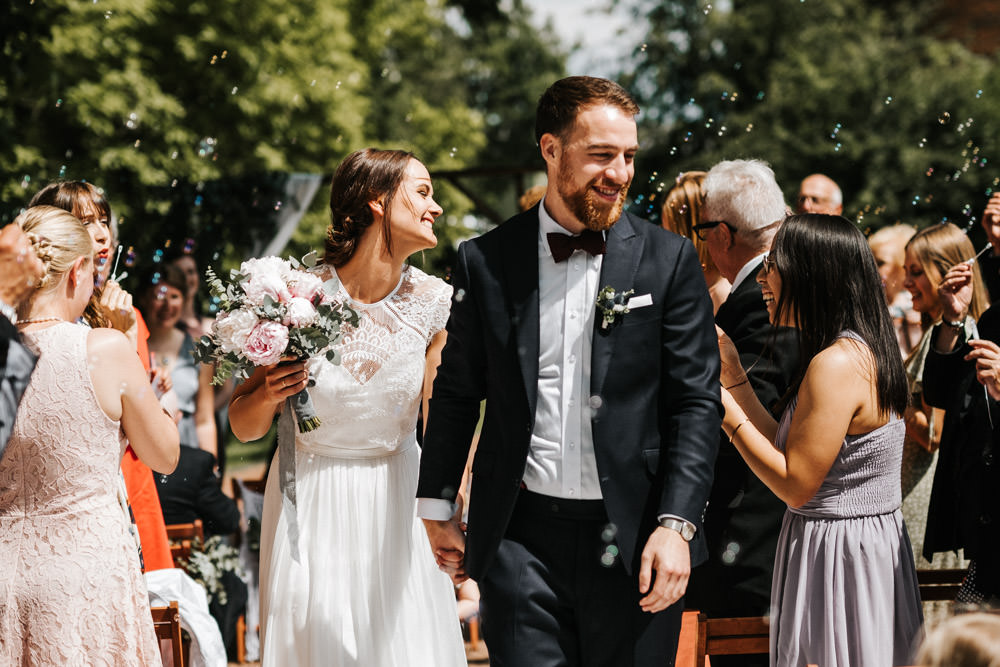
top-left (258, 265), bottom-right (466, 666)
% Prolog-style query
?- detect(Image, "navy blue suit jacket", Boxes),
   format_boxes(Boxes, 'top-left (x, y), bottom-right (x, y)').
top-left (417, 207), bottom-right (723, 580)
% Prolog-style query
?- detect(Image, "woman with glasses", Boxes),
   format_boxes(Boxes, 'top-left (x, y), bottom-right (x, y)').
top-left (718, 214), bottom-right (922, 666)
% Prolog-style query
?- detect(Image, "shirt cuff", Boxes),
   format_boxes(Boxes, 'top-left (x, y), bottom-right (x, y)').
top-left (416, 498), bottom-right (456, 521)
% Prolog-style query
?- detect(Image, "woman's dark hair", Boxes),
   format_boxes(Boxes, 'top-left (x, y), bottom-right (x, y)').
top-left (29, 180), bottom-right (113, 328)
top-left (324, 148), bottom-right (416, 267)
top-left (772, 214), bottom-right (908, 417)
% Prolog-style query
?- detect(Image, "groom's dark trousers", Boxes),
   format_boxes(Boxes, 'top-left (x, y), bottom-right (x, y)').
top-left (418, 207), bottom-right (722, 666)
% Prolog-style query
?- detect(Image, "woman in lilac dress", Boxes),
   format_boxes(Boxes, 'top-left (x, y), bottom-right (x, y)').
top-left (717, 214), bottom-right (923, 666)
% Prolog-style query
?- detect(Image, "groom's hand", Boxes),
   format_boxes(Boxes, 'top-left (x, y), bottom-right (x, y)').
top-left (637, 527), bottom-right (691, 613)
top-left (422, 517), bottom-right (468, 584)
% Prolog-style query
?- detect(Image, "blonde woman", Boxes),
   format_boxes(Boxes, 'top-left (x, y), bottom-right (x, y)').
top-left (661, 171), bottom-right (731, 312)
top-left (900, 223), bottom-right (988, 573)
top-left (0, 206), bottom-right (178, 665)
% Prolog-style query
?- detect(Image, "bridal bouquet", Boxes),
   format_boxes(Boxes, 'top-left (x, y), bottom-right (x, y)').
top-left (193, 251), bottom-right (357, 432)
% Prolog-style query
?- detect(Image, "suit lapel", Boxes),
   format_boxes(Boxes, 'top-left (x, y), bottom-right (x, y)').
top-left (591, 213), bottom-right (643, 397)
top-left (501, 211), bottom-right (541, 418)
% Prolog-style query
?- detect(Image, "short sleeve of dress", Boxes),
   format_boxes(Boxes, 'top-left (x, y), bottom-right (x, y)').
top-left (424, 274), bottom-right (453, 339)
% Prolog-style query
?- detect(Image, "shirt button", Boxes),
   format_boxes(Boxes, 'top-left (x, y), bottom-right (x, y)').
top-left (569, 488), bottom-right (575, 495)
top-left (569, 442), bottom-right (576, 449)
top-left (570, 312), bottom-right (577, 319)
top-left (569, 355), bottom-right (576, 364)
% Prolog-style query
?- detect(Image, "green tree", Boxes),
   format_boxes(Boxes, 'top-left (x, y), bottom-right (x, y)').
top-left (618, 0), bottom-right (1000, 233)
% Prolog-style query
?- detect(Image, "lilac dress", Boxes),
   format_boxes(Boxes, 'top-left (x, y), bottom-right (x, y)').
top-left (770, 336), bottom-right (923, 666)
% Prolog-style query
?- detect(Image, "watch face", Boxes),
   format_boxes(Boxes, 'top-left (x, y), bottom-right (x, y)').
top-left (682, 524), bottom-right (695, 540)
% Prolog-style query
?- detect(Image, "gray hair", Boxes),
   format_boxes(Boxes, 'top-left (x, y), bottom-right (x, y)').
top-left (703, 159), bottom-right (787, 236)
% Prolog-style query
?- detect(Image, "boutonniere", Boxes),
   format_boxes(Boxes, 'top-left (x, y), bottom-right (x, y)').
top-left (596, 285), bottom-right (634, 332)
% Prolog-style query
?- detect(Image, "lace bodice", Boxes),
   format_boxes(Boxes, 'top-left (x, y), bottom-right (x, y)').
top-left (296, 264), bottom-right (452, 458)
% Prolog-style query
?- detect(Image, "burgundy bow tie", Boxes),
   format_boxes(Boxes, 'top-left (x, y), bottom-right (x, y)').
top-left (547, 230), bottom-right (606, 262)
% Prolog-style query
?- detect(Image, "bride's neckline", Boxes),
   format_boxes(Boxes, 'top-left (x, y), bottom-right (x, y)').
top-left (330, 265), bottom-right (407, 308)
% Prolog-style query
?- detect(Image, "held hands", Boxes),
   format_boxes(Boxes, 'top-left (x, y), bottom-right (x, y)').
top-left (0, 224), bottom-right (45, 308)
top-left (937, 262), bottom-right (974, 323)
top-left (638, 526), bottom-right (690, 613)
top-left (966, 339), bottom-right (1000, 401)
top-left (421, 516), bottom-right (468, 584)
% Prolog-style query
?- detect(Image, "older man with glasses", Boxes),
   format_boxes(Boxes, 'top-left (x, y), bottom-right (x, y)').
top-left (685, 159), bottom-right (800, 665)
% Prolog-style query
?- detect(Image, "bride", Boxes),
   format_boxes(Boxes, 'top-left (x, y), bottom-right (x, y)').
top-left (229, 148), bottom-right (466, 666)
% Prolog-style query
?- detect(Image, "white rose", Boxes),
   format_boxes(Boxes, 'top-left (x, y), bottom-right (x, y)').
top-left (214, 308), bottom-right (260, 354)
top-left (284, 297), bottom-right (318, 328)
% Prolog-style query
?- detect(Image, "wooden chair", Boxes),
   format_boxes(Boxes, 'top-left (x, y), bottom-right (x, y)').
top-left (917, 567), bottom-right (967, 602)
top-left (165, 519), bottom-right (204, 566)
top-left (695, 613), bottom-right (770, 664)
top-left (151, 600), bottom-right (184, 667)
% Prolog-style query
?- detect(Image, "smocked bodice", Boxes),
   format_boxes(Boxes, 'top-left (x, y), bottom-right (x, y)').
top-left (295, 265), bottom-right (452, 459)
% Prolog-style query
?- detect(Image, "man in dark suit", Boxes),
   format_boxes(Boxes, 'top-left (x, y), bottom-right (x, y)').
top-left (684, 160), bottom-right (799, 631)
top-left (417, 76), bottom-right (722, 666)
top-left (0, 222), bottom-right (45, 460)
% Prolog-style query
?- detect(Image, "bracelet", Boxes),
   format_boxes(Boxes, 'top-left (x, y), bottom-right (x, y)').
top-left (728, 417), bottom-right (750, 444)
top-left (725, 378), bottom-right (749, 390)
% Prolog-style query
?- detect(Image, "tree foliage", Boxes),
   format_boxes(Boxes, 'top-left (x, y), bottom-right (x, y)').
top-left (1, 0), bottom-right (564, 284)
top-left (618, 0), bottom-right (1000, 234)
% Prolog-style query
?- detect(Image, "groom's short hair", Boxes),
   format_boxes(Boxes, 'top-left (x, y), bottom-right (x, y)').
top-left (535, 76), bottom-right (639, 145)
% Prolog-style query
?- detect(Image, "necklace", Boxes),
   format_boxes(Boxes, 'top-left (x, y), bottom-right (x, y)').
top-left (17, 317), bottom-right (66, 326)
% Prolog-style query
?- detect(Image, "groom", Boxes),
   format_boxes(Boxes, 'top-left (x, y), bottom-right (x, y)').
top-left (417, 76), bottom-right (722, 665)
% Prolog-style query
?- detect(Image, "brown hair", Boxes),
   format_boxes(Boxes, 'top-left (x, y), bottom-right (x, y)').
top-left (534, 76), bottom-right (639, 145)
top-left (324, 148), bottom-right (416, 267)
top-left (28, 180), bottom-right (113, 328)
top-left (905, 223), bottom-right (989, 323)
top-left (662, 171), bottom-right (715, 270)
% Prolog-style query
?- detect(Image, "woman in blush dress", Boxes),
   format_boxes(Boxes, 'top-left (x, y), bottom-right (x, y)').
top-left (0, 206), bottom-right (179, 665)
top-left (717, 214), bottom-right (922, 666)
top-left (661, 170), bottom-right (731, 313)
top-left (229, 148), bottom-right (465, 666)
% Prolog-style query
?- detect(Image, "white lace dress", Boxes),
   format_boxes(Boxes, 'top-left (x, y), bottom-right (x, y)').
top-left (258, 265), bottom-right (465, 666)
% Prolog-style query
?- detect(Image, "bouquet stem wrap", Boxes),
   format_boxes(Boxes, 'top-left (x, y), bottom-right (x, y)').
top-left (277, 387), bottom-right (319, 563)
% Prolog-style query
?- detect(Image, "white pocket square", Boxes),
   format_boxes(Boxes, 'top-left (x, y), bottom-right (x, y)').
top-left (627, 293), bottom-right (653, 309)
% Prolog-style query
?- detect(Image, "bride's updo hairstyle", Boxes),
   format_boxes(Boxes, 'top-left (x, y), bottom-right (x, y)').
top-left (325, 148), bottom-right (416, 267)
top-left (14, 205), bottom-right (93, 318)
top-left (770, 213), bottom-right (907, 418)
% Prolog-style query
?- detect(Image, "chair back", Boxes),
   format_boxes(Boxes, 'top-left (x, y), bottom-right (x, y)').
top-left (165, 519), bottom-right (204, 566)
top-left (150, 600), bottom-right (184, 667)
top-left (695, 613), bottom-right (770, 663)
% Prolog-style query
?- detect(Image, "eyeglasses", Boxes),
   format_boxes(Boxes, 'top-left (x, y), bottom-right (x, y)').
top-left (761, 253), bottom-right (776, 275)
top-left (693, 220), bottom-right (738, 241)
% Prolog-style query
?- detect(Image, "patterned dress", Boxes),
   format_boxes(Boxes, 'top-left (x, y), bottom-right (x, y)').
top-left (0, 322), bottom-right (160, 666)
top-left (258, 265), bottom-right (466, 666)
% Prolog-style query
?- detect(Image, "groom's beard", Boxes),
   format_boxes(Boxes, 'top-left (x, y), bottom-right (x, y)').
top-left (558, 164), bottom-right (631, 232)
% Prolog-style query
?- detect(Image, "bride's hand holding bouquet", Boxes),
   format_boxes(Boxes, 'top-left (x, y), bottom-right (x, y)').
top-left (194, 252), bottom-right (357, 432)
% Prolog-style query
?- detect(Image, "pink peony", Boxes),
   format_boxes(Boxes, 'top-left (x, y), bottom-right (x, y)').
top-left (288, 270), bottom-right (323, 302)
top-left (242, 320), bottom-right (289, 366)
top-left (214, 308), bottom-right (259, 353)
top-left (284, 297), bottom-right (317, 328)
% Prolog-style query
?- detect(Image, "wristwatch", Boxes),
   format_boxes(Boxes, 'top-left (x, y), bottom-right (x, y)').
top-left (658, 517), bottom-right (696, 542)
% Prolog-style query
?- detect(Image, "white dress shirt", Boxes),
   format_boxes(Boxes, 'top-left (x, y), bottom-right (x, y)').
top-left (416, 201), bottom-right (604, 521)
top-left (526, 199), bottom-right (603, 499)
top-left (730, 253), bottom-right (768, 294)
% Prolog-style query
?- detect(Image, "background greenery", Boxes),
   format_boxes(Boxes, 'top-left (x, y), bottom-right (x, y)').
top-left (4, 0), bottom-right (1000, 288)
